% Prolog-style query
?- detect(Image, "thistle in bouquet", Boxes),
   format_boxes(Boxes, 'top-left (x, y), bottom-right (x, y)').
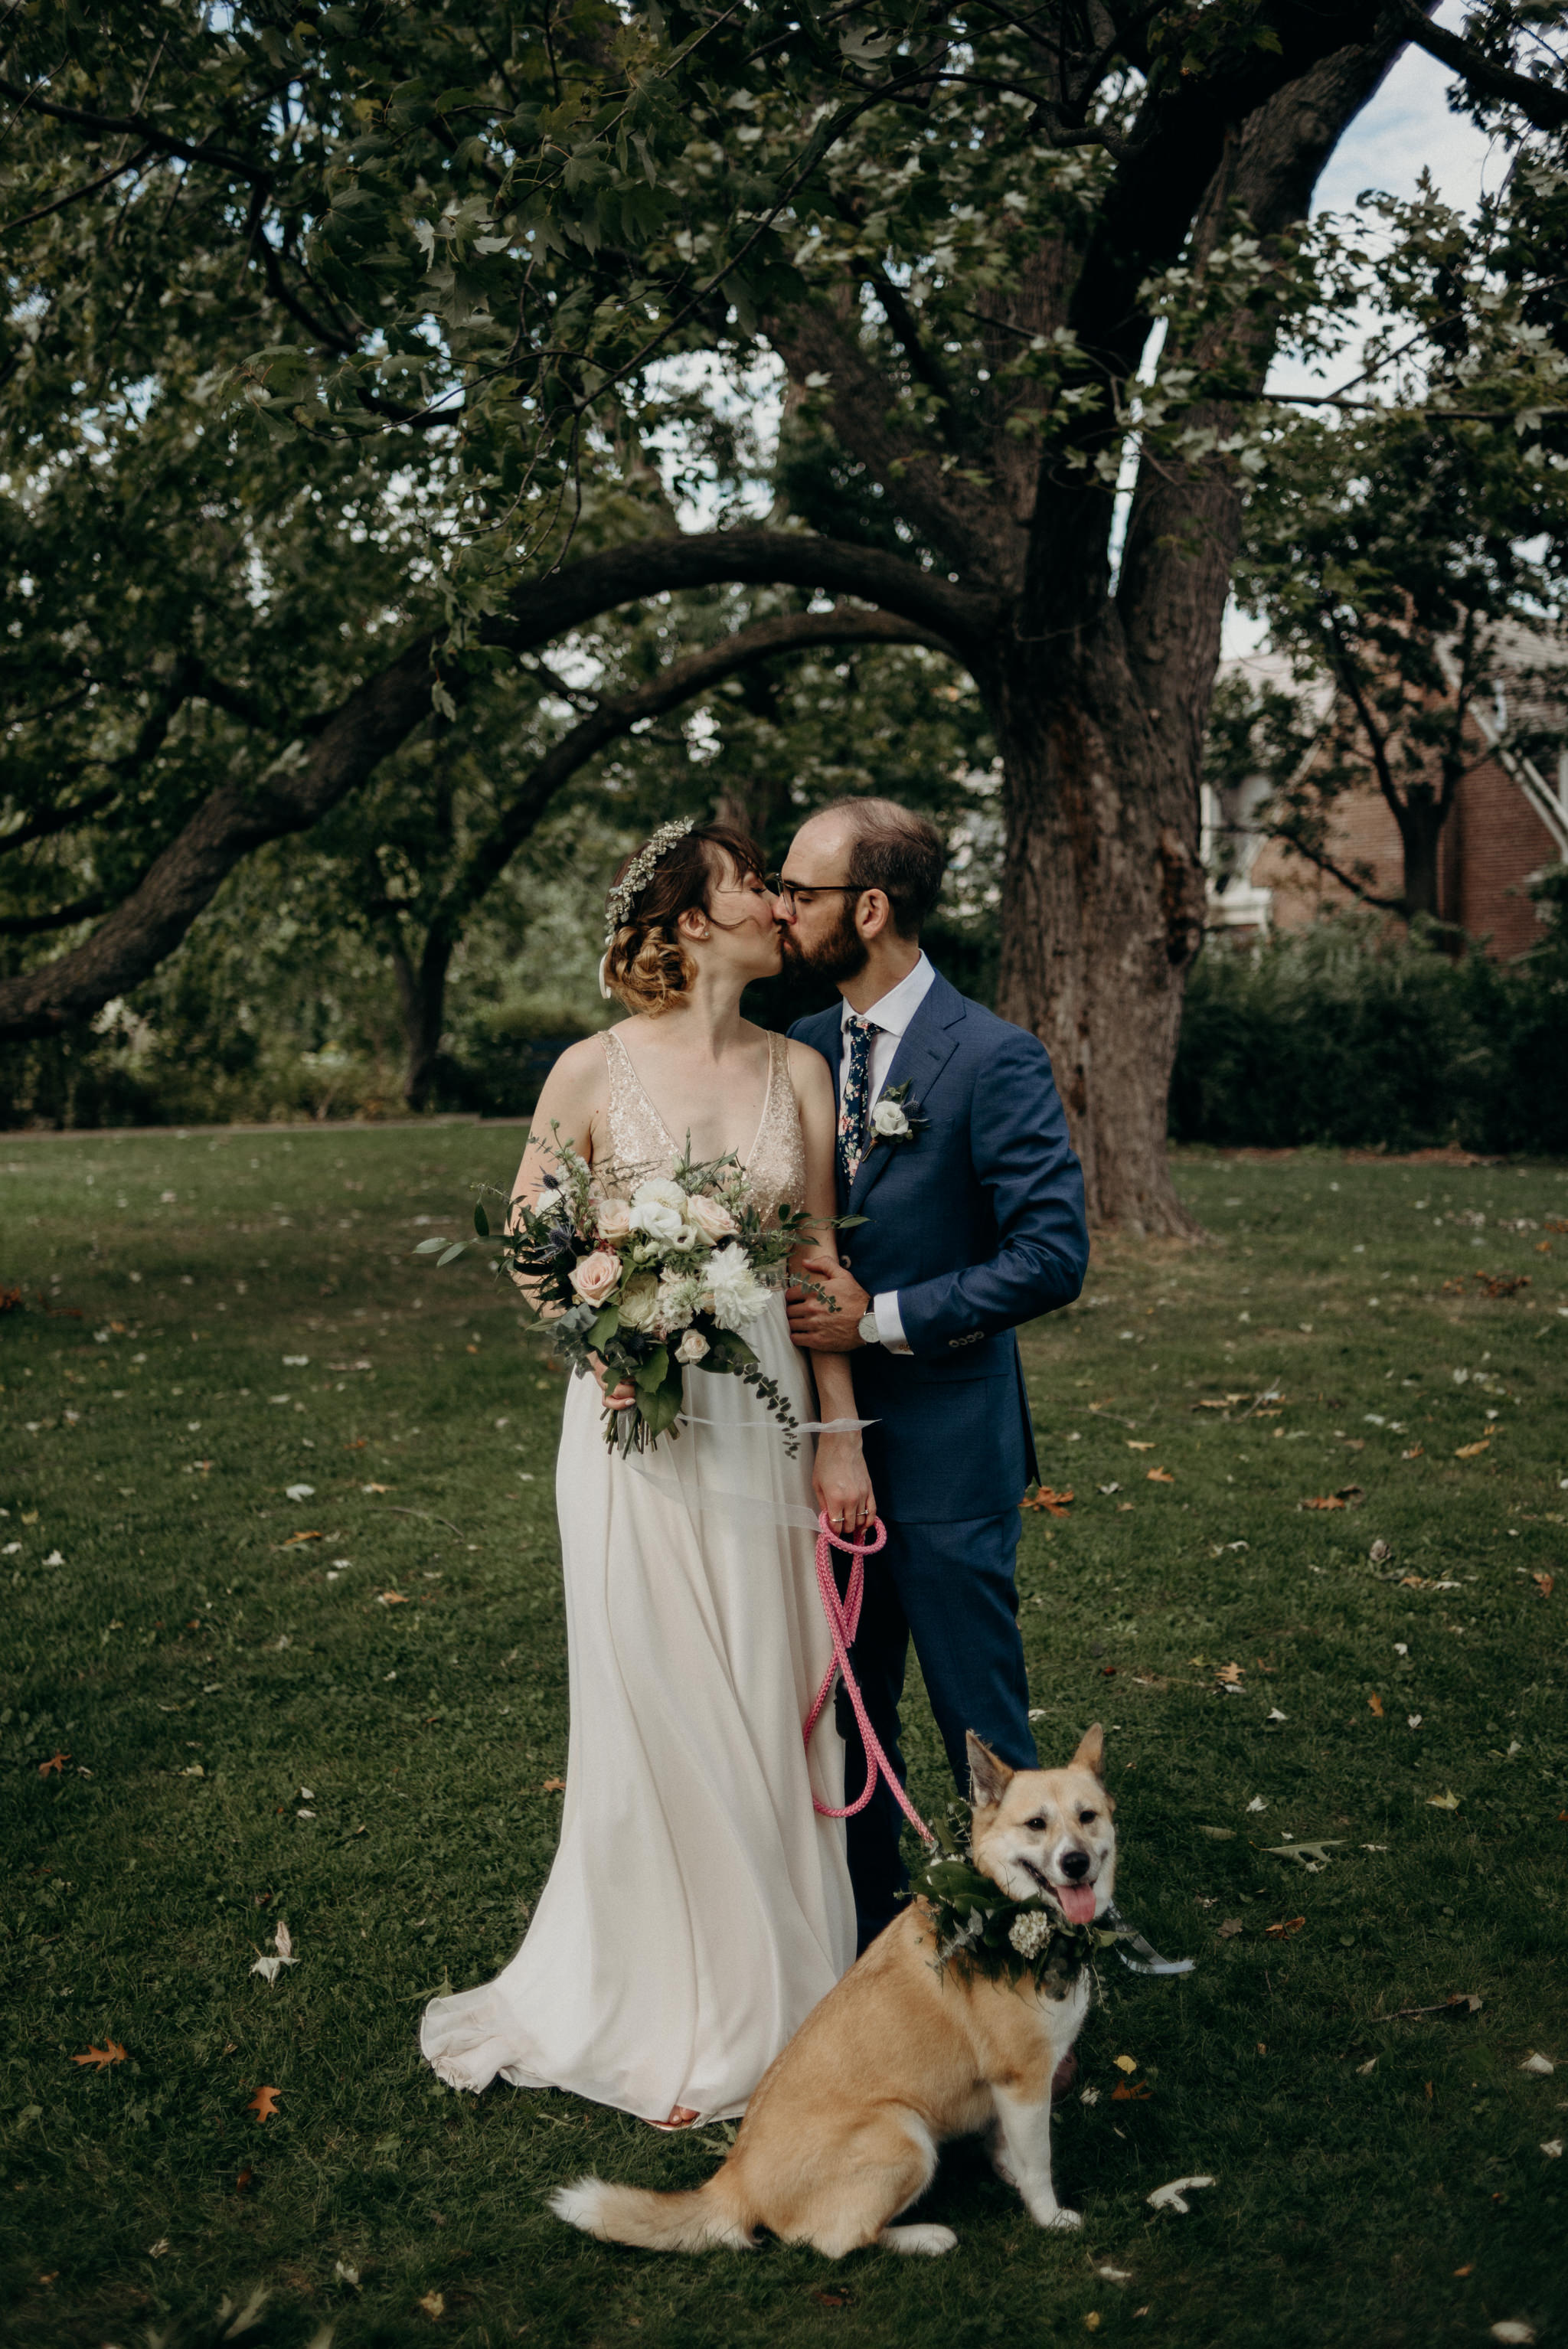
top-left (419, 1125), bottom-right (850, 1457)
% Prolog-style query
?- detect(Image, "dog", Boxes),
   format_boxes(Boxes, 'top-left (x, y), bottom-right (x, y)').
top-left (551, 1723), bottom-right (1116, 2257)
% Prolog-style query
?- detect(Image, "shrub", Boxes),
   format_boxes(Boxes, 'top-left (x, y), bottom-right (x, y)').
top-left (1171, 887), bottom-right (1568, 1155)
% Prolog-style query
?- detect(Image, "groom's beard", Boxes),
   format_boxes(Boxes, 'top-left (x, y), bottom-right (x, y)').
top-left (779, 899), bottom-right (868, 985)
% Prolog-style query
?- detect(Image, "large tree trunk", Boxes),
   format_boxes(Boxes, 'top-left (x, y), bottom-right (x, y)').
top-left (384, 925), bottom-right (455, 1112)
top-left (989, 624), bottom-right (1207, 1237)
top-left (1399, 786), bottom-right (1446, 923)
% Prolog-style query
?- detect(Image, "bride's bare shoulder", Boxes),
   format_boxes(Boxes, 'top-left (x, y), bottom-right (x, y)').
top-left (783, 1033), bottom-right (835, 1108)
top-left (534, 1033), bottom-right (610, 1116)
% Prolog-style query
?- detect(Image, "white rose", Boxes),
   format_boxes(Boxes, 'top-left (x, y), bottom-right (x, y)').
top-left (870, 1098), bottom-right (911, 1138)
top-left (629, 1190), bottom-right (696, 1246)
top-left (686, 1191), bottom-right (739, 1242)
top-left (675, 1328), bottom-right (710, 1365)
top-left (616, 1273), bottom-right (662, 1331)
top-left (706, 1240), bottom-right (771, 1331)
top-left (632, 1177), bottom-right (688, 1210)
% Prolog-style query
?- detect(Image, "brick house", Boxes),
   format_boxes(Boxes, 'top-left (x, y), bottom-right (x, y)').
top-left (1204, 635), bottom-right (1568, 959)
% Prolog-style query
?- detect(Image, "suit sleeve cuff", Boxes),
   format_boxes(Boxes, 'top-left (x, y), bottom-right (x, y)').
top-left (874, 1291), bottom-right (912, 1354)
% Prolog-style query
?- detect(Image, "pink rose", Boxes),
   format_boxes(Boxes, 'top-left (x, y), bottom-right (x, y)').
top-left (686, 1192), bottom-right (739, 1243)
top-left (570, 1249), bottom-right (621, 1305)
top-left (594, 1196), bottom-right (635, 1241)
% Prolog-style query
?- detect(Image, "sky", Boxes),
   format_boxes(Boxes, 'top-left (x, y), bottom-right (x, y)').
top-left (1312, 6), bottom-right (1502, 218)
top-left (1220, 7), bottom-right (1502, 654)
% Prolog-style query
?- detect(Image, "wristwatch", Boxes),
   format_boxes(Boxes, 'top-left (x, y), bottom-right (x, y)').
top-left (857, 1308), bottom-right (880, 1345)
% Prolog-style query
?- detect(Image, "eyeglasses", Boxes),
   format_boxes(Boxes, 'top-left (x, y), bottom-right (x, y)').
top-left (765, 875), bottom-right (864, 907)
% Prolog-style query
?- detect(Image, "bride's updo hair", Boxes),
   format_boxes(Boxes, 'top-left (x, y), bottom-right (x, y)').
top-left (603, 822), bottom-right (766, 1015)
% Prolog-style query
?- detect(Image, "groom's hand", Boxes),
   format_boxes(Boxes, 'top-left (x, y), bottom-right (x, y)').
top-left (786, 1253), bottom-right (871, 1351)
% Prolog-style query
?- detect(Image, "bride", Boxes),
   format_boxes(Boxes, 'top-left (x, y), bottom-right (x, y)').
top-left (420, 820), bottom-right (871, 2126)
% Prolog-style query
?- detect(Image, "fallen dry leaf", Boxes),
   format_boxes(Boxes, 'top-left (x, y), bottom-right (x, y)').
top-left (812, 2289), bottom-right (852, 2308)
top-left (235, 2167), bottom-right (257, 2192)
top-left (1519, 2053), bottom-right (1555, 2076)
top-left (70, 2040), bottom-right (126, 2070)
top-left (1453, 2262), bottom-right (1474, 2276)
top-left (1455, 1439), bottom-right (1491, 1459)
top-left (281, 1531), bottom-right (325, 1547)
top-left (38, 1751), bottom-right (70, 1777)
top-left (1368, 1694), bottom-right (1384, 1718)
top-left (1216, 1662), bottom-right (1243, 1684)
top-left (362, 1482), bottom-right (390, 1495)
top-left (1265, 1916), bottom-right (1306, 1939)
top-left (1427, 1789), bottom-right (1462, 1811)
top-left (1127, 1440), bottom-right (1154, 1452)
top-left (1302, 1495), bottom-right (1347, 1511)
top-left (1112, 2080), bottom-right (1152, 2101)
top-left (1217, 1919), bottom-right (1244, 1939)
top-left (1022, 1485), bottom-right (1074, 1516)
top-left (418, 2291), bottom-right (446, 2318)
top-left (1534, 1573), bottom-right (1554, 1599)
top-left (377, 1591), bottom-right (410, 1606)
top-left (1146, 1466), bottom-right (1174, 1483)
top-left (1401, 1443), bottom-right (1425, 1459)
top-left (246, 2085), bottom-right (282, 2122)
top-left (1112, 2053), bottom-right (1138, 2073)
top-left (541, 1777), bottom-right (566, 1793)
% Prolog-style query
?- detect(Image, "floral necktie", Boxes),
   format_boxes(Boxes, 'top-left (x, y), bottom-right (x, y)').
top-left (838, 1014), bottom-right (881, 1186)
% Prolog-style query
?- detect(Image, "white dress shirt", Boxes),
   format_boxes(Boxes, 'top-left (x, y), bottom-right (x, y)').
top-left (837, 952), bottom-right (935, 1354)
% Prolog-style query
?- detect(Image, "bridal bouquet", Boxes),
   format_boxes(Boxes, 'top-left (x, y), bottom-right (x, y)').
top-left (419, 1129), bottom-right (825, 1455)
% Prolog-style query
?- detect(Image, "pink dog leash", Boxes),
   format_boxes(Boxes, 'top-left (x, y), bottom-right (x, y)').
top-left (802, 1514), bottom-right (936, 1845)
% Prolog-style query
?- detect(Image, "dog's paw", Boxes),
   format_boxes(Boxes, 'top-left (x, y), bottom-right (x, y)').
top-left (1036, 2205), bottom-right (1082, 2233)
top-left (879, 2223), bottom-right (959, 2257)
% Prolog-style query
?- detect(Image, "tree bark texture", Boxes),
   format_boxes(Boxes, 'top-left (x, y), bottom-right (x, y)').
top-left (986, 625), bottom-right (1207, 1234)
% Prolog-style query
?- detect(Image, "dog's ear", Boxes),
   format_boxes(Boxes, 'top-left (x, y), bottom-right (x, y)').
top-left (1070, 1723), bottom-right (1106, 1780)
top-left (966, 1732), bottom-right (1014, 1811)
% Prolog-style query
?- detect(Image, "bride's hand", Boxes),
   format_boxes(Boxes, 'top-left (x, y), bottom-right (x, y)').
top-left (591, 1354), bottom-right (635, 1411)
top-left (813, 1433), bottom-right (875, 1537)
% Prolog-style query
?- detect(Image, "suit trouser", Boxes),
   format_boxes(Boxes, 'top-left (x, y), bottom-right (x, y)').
top-left (835, 1507), bottom-right (1036, 1951)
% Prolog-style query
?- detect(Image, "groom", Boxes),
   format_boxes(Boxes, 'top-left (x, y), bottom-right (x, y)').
top-left (779, 797), bottom-right (1089, 1952)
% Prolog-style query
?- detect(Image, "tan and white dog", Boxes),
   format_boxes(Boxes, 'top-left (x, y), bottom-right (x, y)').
top-left (552, 1723), bottom-right (1116, 2258)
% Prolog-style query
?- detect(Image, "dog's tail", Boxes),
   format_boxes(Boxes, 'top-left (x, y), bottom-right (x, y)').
top-left (550, 2171), bottom-right (754, 2254)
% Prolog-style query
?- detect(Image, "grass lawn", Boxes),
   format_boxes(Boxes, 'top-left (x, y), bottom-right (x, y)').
top-left (2, 1124), bottom-right (1566, 2349)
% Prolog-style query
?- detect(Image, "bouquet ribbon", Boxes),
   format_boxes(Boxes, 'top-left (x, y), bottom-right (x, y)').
top-left (803, 1514), bottom-right (936, 1846)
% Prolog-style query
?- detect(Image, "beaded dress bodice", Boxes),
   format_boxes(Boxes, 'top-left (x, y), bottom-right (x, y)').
top-left (599, 1028), bottom-right (806, 1223)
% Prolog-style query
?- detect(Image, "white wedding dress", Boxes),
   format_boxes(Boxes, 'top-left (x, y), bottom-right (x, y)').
top-left (420, 1029), bottom-right (856, 2121)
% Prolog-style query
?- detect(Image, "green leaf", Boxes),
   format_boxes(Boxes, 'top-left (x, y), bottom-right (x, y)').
top-left (640, 1378), bottom-right (684, 1437)
top-left (473, 1201), bottom-right (490, 1237)
top-left (436, 1241), bottom-right (467, 1266)
top-left (589, 1305), bottom-right (620, 1348)
top-left (633, 1344), bottom-right (669, 1393)
top-left (413, 1237), bottom-right (450, 1254)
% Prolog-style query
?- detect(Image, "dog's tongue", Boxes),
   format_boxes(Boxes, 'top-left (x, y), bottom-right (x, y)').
top-left (1057, 1882), bottom-right (1098, 1926)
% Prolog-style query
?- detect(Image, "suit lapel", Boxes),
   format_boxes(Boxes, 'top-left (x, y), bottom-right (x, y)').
top-left (848, 971), bottom-right (965, 1218)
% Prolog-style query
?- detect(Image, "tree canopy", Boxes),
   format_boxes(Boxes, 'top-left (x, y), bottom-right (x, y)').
top-left (4, 1), bottom-right (1566, 1211)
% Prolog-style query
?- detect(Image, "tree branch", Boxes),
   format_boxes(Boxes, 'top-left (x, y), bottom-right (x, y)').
top-left (1386, 0), bottom-right (1568, 131)
top-left (488, 526), bottom-right (991, 660)
top-left (0, 535), bottom-right (981, 1044)
top-left (0, 785), bottom-right (117, 855)
top-left (0, 894), bottom-right (106, 937)
top-left (442, 605), bottom-right (949, 937)
top-left (0, 77), bottom-right (272, 179)
top-left (1265, 818), bottom-right (1410, 914)
top-left (2, 145), bottom-right (152, 232)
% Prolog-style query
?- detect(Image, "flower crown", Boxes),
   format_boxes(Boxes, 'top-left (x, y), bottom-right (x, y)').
top-left (602, 816), bottom-right (700, 947)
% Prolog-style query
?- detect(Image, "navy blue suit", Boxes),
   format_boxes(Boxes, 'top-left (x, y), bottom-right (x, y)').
top-left (790, 968), bottom-right (1089, 1947)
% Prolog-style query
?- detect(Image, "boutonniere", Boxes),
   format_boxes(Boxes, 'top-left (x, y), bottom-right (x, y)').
top-left (867, 1080), bottom-right (929, 1150)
